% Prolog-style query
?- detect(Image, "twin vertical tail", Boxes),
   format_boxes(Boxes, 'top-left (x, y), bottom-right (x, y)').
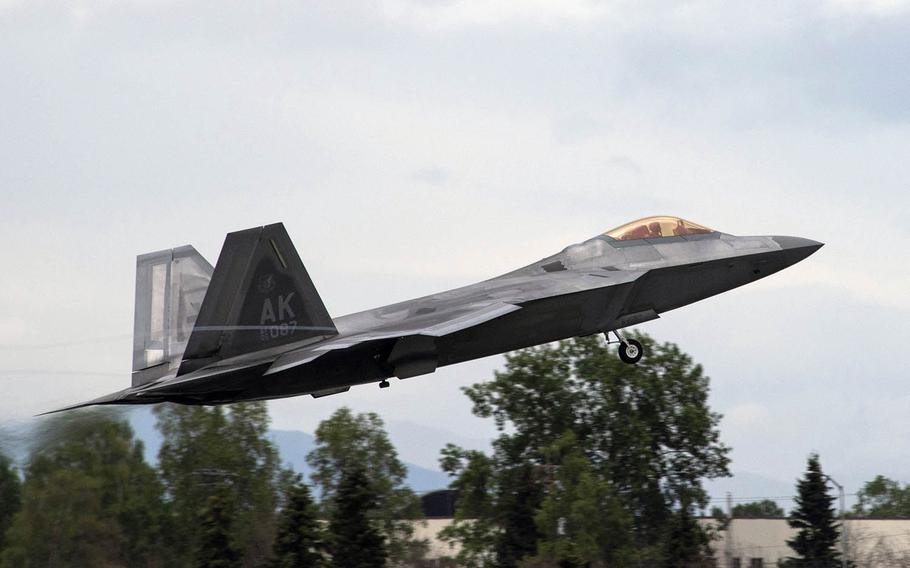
top-left (132, 246), bottom-right (213, 386)
top-left (131, 223), bottom-right (337, 386)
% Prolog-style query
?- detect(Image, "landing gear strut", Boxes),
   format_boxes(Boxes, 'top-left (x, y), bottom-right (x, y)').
top-left (604, 329), bottom-right (644, 364)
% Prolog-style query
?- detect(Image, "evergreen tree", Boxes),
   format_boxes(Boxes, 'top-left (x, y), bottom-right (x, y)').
top-left (308, 408), bottom-right (426, 564)
top-left (328, 465), bottom-right (387, 568)
top-left (663, 504), bottom-right (713, 568)
top-left (197, 491), bottom-right (242, 568)
top-left (270, 474), bottom-right (326, 568)
top-left (0, 455), bottom-right (20, 554)
top-left (440, 333), bottom-right (729, 567)
top-left (785, 454), bottom-right (841, 567)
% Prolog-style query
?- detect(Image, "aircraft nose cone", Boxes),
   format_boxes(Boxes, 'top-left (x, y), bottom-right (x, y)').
top-left (772, 236), bottom-right (824, 265)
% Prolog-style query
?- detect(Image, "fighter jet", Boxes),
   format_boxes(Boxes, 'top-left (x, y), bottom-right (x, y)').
top-left (50, 216), bottom-right (822, 412)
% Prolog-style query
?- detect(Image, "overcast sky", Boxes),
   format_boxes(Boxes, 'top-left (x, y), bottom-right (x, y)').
top-left (1, 0), bottom-right (908, 494)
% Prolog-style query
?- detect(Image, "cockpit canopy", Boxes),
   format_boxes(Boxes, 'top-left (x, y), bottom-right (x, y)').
top-left (605, 216), bottom-right (715, 241)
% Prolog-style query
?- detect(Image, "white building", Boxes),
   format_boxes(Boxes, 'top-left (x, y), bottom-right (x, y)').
top-left (712, 518), bottom-right (910, 567)
top-left (415, 517), bottom-right (910, 567)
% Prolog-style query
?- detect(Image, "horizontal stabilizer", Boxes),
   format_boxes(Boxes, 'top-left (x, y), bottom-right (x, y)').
top-left (39, 388), bottom-right (148, 416)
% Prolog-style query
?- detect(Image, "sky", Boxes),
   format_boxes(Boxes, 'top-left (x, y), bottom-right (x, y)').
top-left (1, 0), bottom-right (909, 498)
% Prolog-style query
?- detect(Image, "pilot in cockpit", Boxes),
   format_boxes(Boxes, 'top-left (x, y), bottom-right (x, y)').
top-left (606, 216), bottom-right (715, 241)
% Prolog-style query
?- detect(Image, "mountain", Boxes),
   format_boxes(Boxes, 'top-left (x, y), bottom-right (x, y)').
top-left (269, 428), bottom-right (450, 492)
top-left (384, 419), bottom-right (491, 471)
top-left (126, 407), bottom-right (450, 493)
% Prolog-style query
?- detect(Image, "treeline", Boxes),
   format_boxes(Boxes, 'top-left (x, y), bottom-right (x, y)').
top-left (0, 405), bottom-right (425, 567)
top-left (7, 333), bottom-right (890, 567)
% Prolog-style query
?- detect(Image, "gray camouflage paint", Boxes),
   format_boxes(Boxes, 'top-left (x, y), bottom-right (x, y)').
top-left (47, 221), bottom-right (822, 413)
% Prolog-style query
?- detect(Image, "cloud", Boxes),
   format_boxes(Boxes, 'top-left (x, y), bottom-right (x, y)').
top-left (724, 403), bottom-right (771, 429)
top-left (378, 0), bottom-right (615, 31)
top-left (0, 0), bottom-right (907, 493)
top-left (410, 166), bottom-right (451, 186)
top-left (824, 0), bottom-right (910, 15)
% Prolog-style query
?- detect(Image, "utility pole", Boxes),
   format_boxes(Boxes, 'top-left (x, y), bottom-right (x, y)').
top-left (726, 491), bottom-right (734, 568)
top-left (824, 474), bottom-right (847, 568)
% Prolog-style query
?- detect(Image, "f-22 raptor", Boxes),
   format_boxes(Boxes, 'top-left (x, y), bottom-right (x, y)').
top-left (52, 216), bottom-right (822, 412)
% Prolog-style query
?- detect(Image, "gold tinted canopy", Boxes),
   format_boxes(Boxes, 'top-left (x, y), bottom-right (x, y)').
top-left (605, 216), bottom-right (714, 241)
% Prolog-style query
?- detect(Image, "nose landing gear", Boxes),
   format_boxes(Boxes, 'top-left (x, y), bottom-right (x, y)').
top-left (604, 329), bottom-right (644, 364)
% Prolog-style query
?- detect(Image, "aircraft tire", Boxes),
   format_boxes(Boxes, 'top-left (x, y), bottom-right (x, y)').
top-left (618, 339), bottom-right (644, 364)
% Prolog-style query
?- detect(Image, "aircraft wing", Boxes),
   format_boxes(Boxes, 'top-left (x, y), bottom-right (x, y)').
top-left (264, 301), bottom-right (522, 375)
top-left (126, 300), bottom-right (523, 397)
top-left (39, 299), bottom-right (528, 412)
top-left (267, 266), bottom-right (649, 377)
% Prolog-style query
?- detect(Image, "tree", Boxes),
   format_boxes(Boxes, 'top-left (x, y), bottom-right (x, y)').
top-left (1, 469), bottom-right (116, 568)
top-left (732, 500), bottom-right (785, 518)
top-left (663, 504), bottom-right (714, 568)
top-left (710, 506), bottom-right (730, 531)
top-left (0, 410), bottom-right (167, 568)
top-left (494, 462), bottom-right (543, 568)
top-left (709, 500), bottom-right (784, 533)
top-left (440, 333), bottom-right (730, 567)
top-left (0, 454), bottom-right (20, 554)
top-left (437, 446), bottom-right (498, 568)
top-left (327, 465), bottom-right (387, 568)
top-left (307, 407), bottom-right (426, 565)
top-left (270, 473), bottom-right (326, 568)
top-left (155, 402), bottom-right (284, 567)
top-left (853, 475), bottom-right (910, 518)
top-left (197, 491), bottom-right (242, 568)
top-left (526, 432), bottom-right (633, 568)
top-left (784, 453), bottom-right (841, 567)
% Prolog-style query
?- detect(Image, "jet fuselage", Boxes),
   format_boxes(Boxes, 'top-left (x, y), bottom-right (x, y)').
top-left (162, 232), bottom-right (822, 404)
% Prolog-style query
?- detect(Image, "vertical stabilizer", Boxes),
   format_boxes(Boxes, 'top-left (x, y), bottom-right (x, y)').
top-left (177, 223), bottom-right (337, 375)
top-left (132, 245), bottom-right (213, 386)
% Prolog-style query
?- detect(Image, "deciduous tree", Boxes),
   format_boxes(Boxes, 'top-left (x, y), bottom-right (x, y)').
top-left (307, 407), bottom-right (426, 565)
top-left (732, 500), bottom-right (785, 518)
top-left (526, 432), bottom-right (633, 568)
top-left (853, 475), bottom-right (910, 518)
top-left (155, 402), bottom-right (283, 567)
top-left (0, 410), bottom-right (167, 568)
top-left (440, 333), bottom-right (729, 567)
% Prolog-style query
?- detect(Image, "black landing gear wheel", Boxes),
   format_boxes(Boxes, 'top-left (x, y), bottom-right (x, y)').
top-left (379, 380), bottom-right (390, 389)
top-left (618, 338), bottom-right (644, 364)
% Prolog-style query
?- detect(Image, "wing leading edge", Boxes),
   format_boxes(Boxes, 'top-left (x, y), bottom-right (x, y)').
top-left (263, 301), bottom-right (522, 376)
